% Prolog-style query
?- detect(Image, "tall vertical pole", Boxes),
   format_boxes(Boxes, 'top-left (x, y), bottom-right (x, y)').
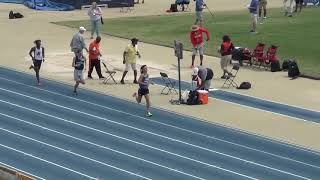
top-left (178, 57), bottom-right (182, 102)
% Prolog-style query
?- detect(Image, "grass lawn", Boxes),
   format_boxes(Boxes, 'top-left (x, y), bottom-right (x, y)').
top-left (54, 8), bottom-right (320, 76)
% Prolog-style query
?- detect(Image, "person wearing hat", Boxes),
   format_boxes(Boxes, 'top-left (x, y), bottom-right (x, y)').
top-left (192, 66), bottom-right (213, 91)
top-left (29, 39), bottom-right (45, 86)
top-left (194, 0), bottom-right (206, 27)
top-left (120, 38), bottom-right (141, 84)
top-left (190, 25), bottom-right (210, 68)
top-left (70, 26), bottom-right (89, 55)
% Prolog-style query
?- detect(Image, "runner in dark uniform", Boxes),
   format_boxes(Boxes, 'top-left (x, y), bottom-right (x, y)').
top-left (133, 65), bottom-right (153, 117)
top-left (72, 51), bottom-right (86, 94)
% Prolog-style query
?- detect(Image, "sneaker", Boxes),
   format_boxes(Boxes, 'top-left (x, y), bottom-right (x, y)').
top-left (37, 82), bottom-right (42, 86)
top-left (120, 80), bottom-right (125, 84)
top-left (73, 90), bottom-right (78, 95)
top-left (133, 80), bottom-right (138, 84)
top-left (263, 16), bottom-right (267, 19)
top-left (288, 14), bottom-right (293, 17)
top-left (29, 65), bottom-right (34, 69)
top-left (221, 75), bottom-right (227, 79)
top-left (146, 111), bottom-right (153, 117)
top-left (132, 92), bottom-right (137, 97)
top-left (99, 76), bottom-right (105, 79)
top-left (87, 76), bottom-right (93, 79)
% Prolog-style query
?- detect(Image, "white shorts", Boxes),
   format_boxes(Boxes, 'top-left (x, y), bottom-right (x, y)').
top-left (192, 43), bottom-right (205, 56)
top-left (251, 13), bottom-right (258, 23)
top-left (125, 63), bottom-right (137, 71)
top-left (74, 69), bottom-right (84, 82)
top-left (220, 55), bottom-right (232, 70)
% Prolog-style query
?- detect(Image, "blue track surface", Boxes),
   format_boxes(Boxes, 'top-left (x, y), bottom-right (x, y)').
top-left (151, 77), bottom-right (320, 124)
top-left (0, 67), bottom-right (320, 179)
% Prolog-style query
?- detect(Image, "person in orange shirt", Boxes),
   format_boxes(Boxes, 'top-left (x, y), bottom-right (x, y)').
top-left (88, 36), bottom-right (104, 79)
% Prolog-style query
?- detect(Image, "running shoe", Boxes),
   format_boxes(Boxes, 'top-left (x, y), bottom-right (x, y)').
top-left (146, 112), bottom-right (153, 117)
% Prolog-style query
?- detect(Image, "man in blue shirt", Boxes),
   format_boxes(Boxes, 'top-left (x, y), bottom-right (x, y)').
top-left (194, 0), bottom-right (206, 27)
top-left (248, 0), bottom-right (259, 33)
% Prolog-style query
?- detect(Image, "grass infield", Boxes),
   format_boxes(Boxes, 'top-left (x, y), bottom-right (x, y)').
top-left (55, 8), bottom-right (320, 76)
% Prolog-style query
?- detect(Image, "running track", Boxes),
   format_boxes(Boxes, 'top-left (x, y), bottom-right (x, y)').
top-left (0, 67), bottom-right (320, 180)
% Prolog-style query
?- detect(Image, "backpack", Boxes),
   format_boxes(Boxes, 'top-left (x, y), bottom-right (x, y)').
top-left (237, 82), bottom-right (251, 89)
top-left (282, 60), bottom-right (290, 70)
top-left (271, 61), bottom-right (281, 72)
top-left (9, 11), bottom-right (14, 19)
top-left (170, 4), bottom-right (178, 12)
top-left (187, 90), bottom-right (200, 105)
top-left (288, 60), bottom-right (300, 78)
top-left (14, 12), bottom-right (24, 18)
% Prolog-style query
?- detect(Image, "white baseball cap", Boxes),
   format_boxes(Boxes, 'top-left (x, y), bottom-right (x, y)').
top-left (192, 67), bottom-right (199, 76)
top-left (79, 26), bottom-right (86, 31)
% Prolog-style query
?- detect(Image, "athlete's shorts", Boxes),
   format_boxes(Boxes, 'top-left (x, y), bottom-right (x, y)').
top-left (74, 69), bottom-right (84, 82)
top-left (138, 88), bottom-right (149, 96)
top-left (33, 60), bottom-right (42, 69)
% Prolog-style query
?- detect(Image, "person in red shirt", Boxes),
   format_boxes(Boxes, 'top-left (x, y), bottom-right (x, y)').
top-left (190, 25), bottom-right (210, 68)
top-left (219, 35), bottom-right (235, 79)
top-left (88, 36), bottom-right (104, 79)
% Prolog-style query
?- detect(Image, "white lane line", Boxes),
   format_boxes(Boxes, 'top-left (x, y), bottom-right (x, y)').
top-left (1, 76), bottom-right (319, 161)
top-left (0, 100), bottom-right (257, 180)
top-left (0, 128), bottom-right (151, 180)
top-left (0, 162), bottom-right (46, 180)
top-left (0, 88), bottom-right (313, 180)
top-left (0, 113), bottom-right (205, 180)
top-left (0, 144), bottom-right (97, 180)
top-left (219, 89), bottom-right (320, 113)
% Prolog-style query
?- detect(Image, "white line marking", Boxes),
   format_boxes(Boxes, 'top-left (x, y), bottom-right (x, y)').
top-left (0, 113), bottom-right (205, 180)
top-left (0, 99), bottom-right (257, 180)
top-left (0, 162), bottom-right (46, 180)
top-left (0, 128), bottom-right (151, 180)
top-left (220, 88), bottom-right (320, 113)
top-left (0, 76), bottom-right (319, 165)
top-left (0, 144), bottom-right (97, 180)
top-left (0, 88), bottom-right (313, 179)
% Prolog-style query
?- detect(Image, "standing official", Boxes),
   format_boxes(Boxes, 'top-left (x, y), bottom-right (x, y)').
top-left (88, 36), bottom-right (104, 79)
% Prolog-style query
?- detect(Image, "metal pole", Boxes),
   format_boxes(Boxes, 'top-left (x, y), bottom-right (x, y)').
top-left (178, 57), bottom-right (182, 102)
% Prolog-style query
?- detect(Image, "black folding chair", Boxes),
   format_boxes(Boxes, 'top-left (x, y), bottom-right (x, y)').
top-left (101, 62), bottom-right (117, 84)
top-left (160, 72), bottom-right (178, 95)
top-left (222, 64), bottom-right (240, 88)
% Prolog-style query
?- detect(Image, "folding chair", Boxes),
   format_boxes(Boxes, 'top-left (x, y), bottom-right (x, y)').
top-left (222, 64), bottom-right (240, 88)
top-left (252, 43), bottom-right (266, 68)
top-left (160, 72), bottom-right (178, 95)
top-left (101, 62), bottom-right (117, 84)
top-left (263, 45), bottom-right (279, 70)
top-left (120, 3), bottom-right (134, 13)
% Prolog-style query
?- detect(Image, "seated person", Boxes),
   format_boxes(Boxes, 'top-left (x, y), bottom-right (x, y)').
top-left (192, 66), bottom-right (214, 91)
